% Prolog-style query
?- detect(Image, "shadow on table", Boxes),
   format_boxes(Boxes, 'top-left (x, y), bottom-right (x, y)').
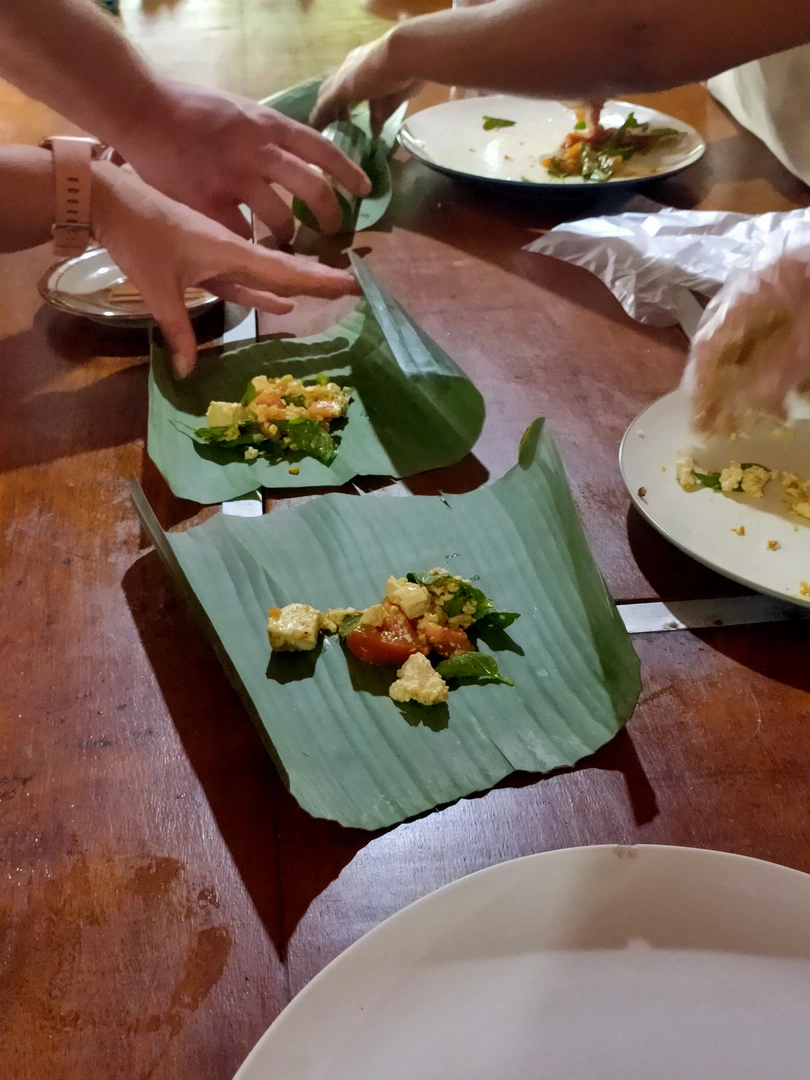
top-left (123, 549), bottom-right (291, 951)
top-left (626, 505), bottom-right (752, 603)
top-left (272, 725), bottom-right (656, 953)
top-left (627, 505), bottom-right (810, 693)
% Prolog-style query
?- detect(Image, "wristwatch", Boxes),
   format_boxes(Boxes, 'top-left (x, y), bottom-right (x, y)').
top-left (39, 135), bottom-right (106, 259)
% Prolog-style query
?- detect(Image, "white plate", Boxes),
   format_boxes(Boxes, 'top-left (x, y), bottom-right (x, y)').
top-left (38, 247), bottom-right (220, 328)
top-left (234, 845), bottom-right (810, 1080)
top-left (399, 95), bottom-right (705, 190)
top-left (621, 387), bottom-right (810, 606)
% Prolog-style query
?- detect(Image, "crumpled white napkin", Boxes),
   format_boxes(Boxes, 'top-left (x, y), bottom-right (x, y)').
top-left (524, 195), bottom-right (810, 335)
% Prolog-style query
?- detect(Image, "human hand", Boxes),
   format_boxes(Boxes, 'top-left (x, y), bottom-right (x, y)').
top-left (684, 229), bottom-right (810, 435)
top-left (311, 32), bottom-right (422, 134)
top-left (92, 163), bottom-right (360, 377)
top-left (111, 81), bottom-right (372, 240)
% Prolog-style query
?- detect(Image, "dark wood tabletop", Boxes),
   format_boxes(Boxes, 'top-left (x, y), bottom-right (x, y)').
top-left (2, 3), bottom-right (810, 1078)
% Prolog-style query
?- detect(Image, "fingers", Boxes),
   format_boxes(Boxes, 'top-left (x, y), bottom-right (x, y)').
top-left (275, 119), bottom-right (371, 198)
top-left (258, 144), bottom-right (344, 234)
top-left (241, 182), bottom-right (295, 244)
top-left (310, 76), bottom-right (350, 132)
top-left (204, 279), bottom-right (295, 314)
top-left (233, 242), bottom-right (361, 298)
top-left (145, 281), bottom-right (199, 378)
top-left (369, 88), bottom-right (413, 136)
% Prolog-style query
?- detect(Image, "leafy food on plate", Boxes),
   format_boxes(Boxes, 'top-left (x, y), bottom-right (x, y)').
top-left (191, 373), bottom-right (351, 467)
top-left (483, 116), bottom-right (516, 130)
top-left (676, 456), bottom-right (810, 519)
top-left (544, 106), bottom-right (683, 181)
top-left (267, 569), bottom-right (519, 706)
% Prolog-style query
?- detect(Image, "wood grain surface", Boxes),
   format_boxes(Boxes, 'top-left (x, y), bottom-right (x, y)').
top-left (1, 3), bottom-right (809, 1079)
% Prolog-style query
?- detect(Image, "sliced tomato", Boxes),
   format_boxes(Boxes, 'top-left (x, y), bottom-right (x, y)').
top-left (421, 622), bottom-right (474, 658)
top-left (346, 625), bottom-right (419, 667)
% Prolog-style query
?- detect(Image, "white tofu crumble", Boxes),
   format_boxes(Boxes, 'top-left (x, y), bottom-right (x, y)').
top-left (206, 401), bottom-right (246, 429)
top-left (388, 652), bottom-right (449, 706)
top-left (267, 603), bottom-right (326, 652)
top-left (385, 576), bottom-right (430, 620)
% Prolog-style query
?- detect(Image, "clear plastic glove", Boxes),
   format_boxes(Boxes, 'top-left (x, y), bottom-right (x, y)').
top-left (92, 162), bottom-right (360, 378)
top-left (684, 224), bottom-right (810, 435)
top-left (113, 81), bottom-right (372, 240)
top-left (311, 33), bottom-right (422, 134)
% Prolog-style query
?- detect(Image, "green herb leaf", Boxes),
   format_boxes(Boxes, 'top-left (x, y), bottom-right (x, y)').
top-left (336, 612), bottom-right (363, 639)
top-left (405, 571), bottom-right (512, 623)
top-left (573, 120), bottom-right (586, 131)
top-left (483, 116), bottom-right (516, 130)
top-left (694, 470), bottom-right (722, 490)
top-left (475, 610), bottom-right (521, 632)
top-left (193, 422), bottom-right (265, 447)
top-left (436, 652), bottom-right (514, 686)
top-left (276, 418), bottom-right (338, 466)
top-left (285, 394), bottom-right (306, 407)
top-left (241, 380), bottom-right (258, 406)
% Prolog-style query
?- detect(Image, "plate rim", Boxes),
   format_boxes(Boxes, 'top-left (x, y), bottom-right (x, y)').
top-left (619, 388), bottom-right (810, 609)
top-left (233, 842), bottom-right (810, 1079)
top-left (38, 247), bottom-right (220, 326)
top-left (399, 95), bottom-right (706, 192)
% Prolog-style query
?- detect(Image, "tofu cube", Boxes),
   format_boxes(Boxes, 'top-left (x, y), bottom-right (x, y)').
top-left (267, 603), bottom-right (325, 652)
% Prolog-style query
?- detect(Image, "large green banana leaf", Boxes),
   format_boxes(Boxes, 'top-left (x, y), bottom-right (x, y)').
top-left (132, 420), bottom-right (641, 831)
top-left (147, 259), bottom-right (485, 504)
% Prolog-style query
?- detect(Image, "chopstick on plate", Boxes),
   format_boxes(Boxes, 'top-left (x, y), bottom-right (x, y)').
top-left (107, 280), bottom-right (210, 304)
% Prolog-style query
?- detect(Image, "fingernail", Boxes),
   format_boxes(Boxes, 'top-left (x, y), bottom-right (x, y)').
top-left (172, 353), bottom-right (192, 379)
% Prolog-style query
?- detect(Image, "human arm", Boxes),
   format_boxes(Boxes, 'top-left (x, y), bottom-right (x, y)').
top-left (0, 144), bottom-right (360, 376)
top-left (0, 0), bottom-right (371, 237)
top-left (312, 0), bottom-right (810, 128)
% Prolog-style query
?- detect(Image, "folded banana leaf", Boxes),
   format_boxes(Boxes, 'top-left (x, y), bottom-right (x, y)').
top-left (148, 259), bottom-right (484, 503)
top-left (262, 75), bottom-right (406, 231)
top-left (132, 420), bottom-right (641, 831)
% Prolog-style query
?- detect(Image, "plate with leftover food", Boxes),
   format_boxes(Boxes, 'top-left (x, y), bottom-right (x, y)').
top-left (39, 247), bottom-right (219, 327)
top-left (399, 95), bottom-right (704, 190)
top-left (147, 257), bottom-right (485, 502)
top-left (232, 844), bottom-right (810, 1080)
top-left (133, 420), bottom-right (640, 830)
top-left (620, 387), bottom-right (810, 605)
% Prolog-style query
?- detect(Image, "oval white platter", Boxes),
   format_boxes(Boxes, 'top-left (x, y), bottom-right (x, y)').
top-left (234, 844), bottom-right (810, 1080)
top-left (399, 95), bottom-right (705, 190)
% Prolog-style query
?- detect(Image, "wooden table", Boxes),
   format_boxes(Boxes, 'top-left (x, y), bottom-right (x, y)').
top-left (2, 3), bottom-right (810, 1078)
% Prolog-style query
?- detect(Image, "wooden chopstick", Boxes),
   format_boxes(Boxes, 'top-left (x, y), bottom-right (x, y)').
top-left (108, 280), bottom-right (211, 304)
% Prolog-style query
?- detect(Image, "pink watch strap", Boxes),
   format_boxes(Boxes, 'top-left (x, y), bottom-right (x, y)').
top-left (40, 136), bottom-right (101, 259)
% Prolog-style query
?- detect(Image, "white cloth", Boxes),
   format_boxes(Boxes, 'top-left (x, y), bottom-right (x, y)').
top-left (708, 46), bottom-right (810, 188)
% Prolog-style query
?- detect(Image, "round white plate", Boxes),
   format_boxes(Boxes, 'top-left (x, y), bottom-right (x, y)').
top-left (399, 95), bottom-right (705, 190)
top-left (234, 845), bottom-right (810, 1080)
top-left (621, 387), bottom-right (810, 606)
top-left (38, 247), bottom-right (219, 327)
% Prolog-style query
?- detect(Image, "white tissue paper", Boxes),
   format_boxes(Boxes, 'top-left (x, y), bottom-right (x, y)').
top-left (524, 196), bottom-right (810, 337)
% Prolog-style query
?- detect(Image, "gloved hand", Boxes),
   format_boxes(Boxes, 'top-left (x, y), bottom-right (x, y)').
top-left (684, 224), bottom-right (810, 435)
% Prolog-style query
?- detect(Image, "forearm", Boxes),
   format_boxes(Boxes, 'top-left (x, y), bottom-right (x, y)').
top-left (387, 0), bottom-right (810, 98)
top-left (0, 144), bottom-right (120, 253)
top-left (0, 0), bottom-right (164, 145)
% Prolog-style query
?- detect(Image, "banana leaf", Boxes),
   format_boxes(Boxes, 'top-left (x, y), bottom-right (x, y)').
top-left (147, 259), bottom-right (484, 503)
top-left (261, 76), bottom-right (406, 231)
top-left (132, 420), bottom-right (641, 831)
